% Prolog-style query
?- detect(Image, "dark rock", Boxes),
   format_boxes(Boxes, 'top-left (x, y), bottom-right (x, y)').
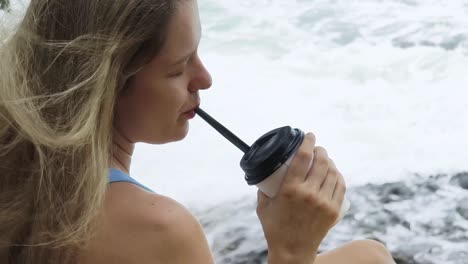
top-left (450, 172), bottom-right (468, 189)
top-left (392, 243), bottom-right (442, 264)
top-left (196, 172), bottom-right (468, 264)
top-left (392, 250), bottom-right (417, 264)
top-left (456, 198), bottom-right (468, 220)
top-left (420, 40), bottom-right (437, 47)
top-left (423, 181), bottom-right (439, 192)
top-left (440, 34), bottom-right (467, 51)
top-left (379, 182), bottom-right (415, 203)
top-left (414, 174), bottom-right (440, 193)
top-left (393, 39), bottom-right (416, 49)
top-left (447, 251), bottom-right (468, 261)
top-left (219, 236), bottom-right (246, 255)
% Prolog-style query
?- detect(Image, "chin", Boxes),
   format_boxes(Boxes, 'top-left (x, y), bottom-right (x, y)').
top-left (144, 122), bottom-right (189, 144)
top-left (161, 123), bottom-right (190, 144)
top-left (175, 122), bottom-right (190, 141)
top-left (172, 129), bottom-right (189, 142)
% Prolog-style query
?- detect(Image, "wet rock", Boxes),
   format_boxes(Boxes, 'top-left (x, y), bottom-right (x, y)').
top-left (196, 172), bottom-right (468, 264)
top-left (379, 182), bottom-right (415, 203)
top-left (456, 198), bottom-right (468, 220)
top-left (450, 172), bottom-right (468, 190)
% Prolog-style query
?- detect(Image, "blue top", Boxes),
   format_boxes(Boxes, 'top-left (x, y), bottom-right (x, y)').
top-left (108, 168), bottom-right (154, 193)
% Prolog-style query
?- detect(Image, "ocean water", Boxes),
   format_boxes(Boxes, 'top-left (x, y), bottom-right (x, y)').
top-left (133, 0), bottom-right (468, 208)
top-left (2, 0), bottom-right (468, 209)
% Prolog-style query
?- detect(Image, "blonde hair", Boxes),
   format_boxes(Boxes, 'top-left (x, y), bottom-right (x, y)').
top-left (0, 0), bottom-right (181, 263)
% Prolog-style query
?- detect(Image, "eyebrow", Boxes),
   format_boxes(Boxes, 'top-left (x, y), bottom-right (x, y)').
top-left (169, 31), bottom-right (202, 66)
top-left (170, 50), bottom-right (196, 66)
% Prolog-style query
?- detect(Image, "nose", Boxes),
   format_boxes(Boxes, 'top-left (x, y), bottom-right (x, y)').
top-left (188, 55), bottom-right (212, 92)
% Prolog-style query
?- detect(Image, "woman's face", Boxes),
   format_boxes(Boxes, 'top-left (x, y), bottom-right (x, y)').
top-left (114, 0), bottom-right (212, 144)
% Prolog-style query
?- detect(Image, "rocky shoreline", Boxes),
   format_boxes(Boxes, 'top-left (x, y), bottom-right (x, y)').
top-left (195, 172), bottom-right (468, 264)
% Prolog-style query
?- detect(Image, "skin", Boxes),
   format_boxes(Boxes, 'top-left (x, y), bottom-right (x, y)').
top-left (78, 0), bottom-right (396, 263)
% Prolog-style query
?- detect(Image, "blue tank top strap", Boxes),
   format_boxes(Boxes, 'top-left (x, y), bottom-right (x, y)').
top-left (108, 168), bottom-right (154, 193)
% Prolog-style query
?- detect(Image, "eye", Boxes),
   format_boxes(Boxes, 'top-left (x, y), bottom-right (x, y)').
top-left (167, 54), bottom-right (195, 78)
top-left (168, 71), bottom-right (184, 77)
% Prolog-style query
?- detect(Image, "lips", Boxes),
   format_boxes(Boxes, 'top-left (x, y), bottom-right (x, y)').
top-left (183, 102), bottom-right (200, 114)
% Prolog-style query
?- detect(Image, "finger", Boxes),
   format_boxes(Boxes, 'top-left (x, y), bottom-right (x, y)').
top-left (282, 133), bottom-right (316, 185)
top-left (332, 171), bottom-right (346, 206)
top-left (304, 146), bottom-right (329, 191)
top-left (318, 159), bottom-right (338, 200)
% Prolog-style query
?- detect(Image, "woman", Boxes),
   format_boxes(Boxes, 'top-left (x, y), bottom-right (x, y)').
top-left (0, 0), bottom-right (396, 263)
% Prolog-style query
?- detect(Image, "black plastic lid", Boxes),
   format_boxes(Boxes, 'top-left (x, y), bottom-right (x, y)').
top-left (241, 126), bottom-right (304, 185)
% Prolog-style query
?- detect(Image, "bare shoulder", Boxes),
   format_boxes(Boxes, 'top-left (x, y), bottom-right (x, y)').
top-left (129, 190), bottom-right (214, 264)
top-left (79, 183), bottom-right (214, 264)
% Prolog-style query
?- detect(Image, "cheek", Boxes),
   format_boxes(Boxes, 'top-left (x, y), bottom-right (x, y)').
top-left (133, 81), bottom-right (188, 134)
top-left (117, 75), bottom-right (190, 143)
top-left (147, 83), bottom-right (186, 115)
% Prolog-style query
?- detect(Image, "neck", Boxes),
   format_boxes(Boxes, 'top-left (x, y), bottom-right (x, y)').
top-left (111, 130), bottom-right (134, 175)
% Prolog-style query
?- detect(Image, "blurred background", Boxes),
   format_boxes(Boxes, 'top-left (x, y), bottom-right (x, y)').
top-left (2, 0), bottom-right (468, 210)
top-left (139, 0), bottom-right (468, 209)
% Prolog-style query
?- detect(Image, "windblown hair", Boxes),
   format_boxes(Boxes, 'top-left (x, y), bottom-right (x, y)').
top-left (0, 0), bottom-right (181, 263)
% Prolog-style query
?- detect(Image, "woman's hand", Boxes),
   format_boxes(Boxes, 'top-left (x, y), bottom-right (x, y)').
top-left (256, 133), bottom-right (346, 264)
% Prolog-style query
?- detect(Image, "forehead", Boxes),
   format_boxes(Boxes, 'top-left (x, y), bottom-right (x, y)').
top-left (155, 1), bottom-right (201, 65)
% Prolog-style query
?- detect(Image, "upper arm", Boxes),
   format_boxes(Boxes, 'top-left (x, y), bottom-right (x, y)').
top-left (140, 195), bottom-right (214, 264)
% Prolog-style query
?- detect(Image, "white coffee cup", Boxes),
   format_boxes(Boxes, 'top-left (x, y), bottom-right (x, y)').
top-left (242, 126), bottom-right (350, 224)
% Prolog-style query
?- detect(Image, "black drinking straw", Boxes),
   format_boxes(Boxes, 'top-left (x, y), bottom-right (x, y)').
top-left (195, 108), bottom-right (250, 154)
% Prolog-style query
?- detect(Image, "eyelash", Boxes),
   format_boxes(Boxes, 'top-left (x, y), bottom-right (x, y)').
top-left (168, 53), bottom-right (197, 78)
top-left (169, 71), bottom-right (184, 78)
